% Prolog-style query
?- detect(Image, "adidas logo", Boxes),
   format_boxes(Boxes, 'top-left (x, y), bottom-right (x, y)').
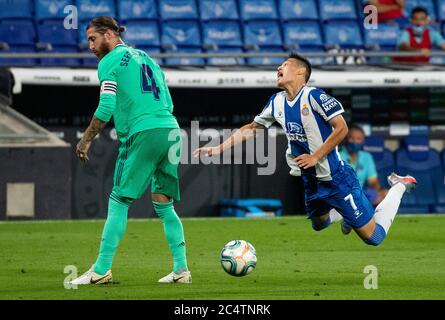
top-left (178, 241), bottom-right (185, 247)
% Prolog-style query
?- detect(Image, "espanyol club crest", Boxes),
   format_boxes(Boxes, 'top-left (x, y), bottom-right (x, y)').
top-left (301, 104), bottom-right (310, 116)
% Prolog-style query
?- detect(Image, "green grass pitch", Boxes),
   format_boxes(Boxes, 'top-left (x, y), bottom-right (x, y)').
top-left (0, 215), bottom-right (444, 300)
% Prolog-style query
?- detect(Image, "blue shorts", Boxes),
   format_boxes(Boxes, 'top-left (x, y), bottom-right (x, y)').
top-left (303, 164), bottom-right (374, 229)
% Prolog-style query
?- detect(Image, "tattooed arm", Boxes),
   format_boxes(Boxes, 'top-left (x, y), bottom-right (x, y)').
top-left (76, 116), bottom-right (107, 162)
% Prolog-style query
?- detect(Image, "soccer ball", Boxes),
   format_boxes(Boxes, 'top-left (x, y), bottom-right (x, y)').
top-left (220, 240), bottom-right (257, 277)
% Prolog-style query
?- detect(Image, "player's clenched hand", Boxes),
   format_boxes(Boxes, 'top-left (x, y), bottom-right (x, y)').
top-left (193, 146), bottom-right (221, 157)
top-left (76, 139), bottom-right (91, 162)
top-left (295, 153), bottom-right (319, 169)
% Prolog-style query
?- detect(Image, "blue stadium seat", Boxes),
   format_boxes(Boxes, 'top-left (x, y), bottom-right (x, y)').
top-left (243, 21), bottom-right (282, 48)
top-left (35, 0), bottom-right (73, 20)
top-left (279, 0), bottom-right (318, 21)
top-left (239, 0), bottom-right (278, 21)
top-left (78, 0), bottom-right (116, 21)
top-left (206, 47), bottom-right (244, 65)
top-left (429, 49), bottom-right (445, 64)
top-left (404, 0), bottom-right (436, 21)
top-left (319, 0), bottom-right (357, 21)
top-left (39, 45), bottom-right (81, 66)
top-left (80, 48), bottom-right (97, 67)
top-left (298, 47), bottom-right (329, 66)
top-left (123, 21), bottom-right (160, 47)
top-left (199, 0), bottom-right (239, 21)
top-left (0, 45), bottom-right (38, 66)
top-left (78, 21), bottom-right (89, 48)
top-left (443, 151), bottom-right (445, 169)
top-left (138, 47), bottom-right (162, 65)
top-left (364, 23), bottom-right (399, 51)
top-left (247, 47), bottom-right (284, 65)
top-left (118, 0), bottom-right (158, 21)
top-left (37, 20), bottom-right (78, 46)
top-left (164, 47), bottom-right (204, 65)
top-left (438, 0), bottom-right (445, 21)
top-left (202, 21), bottom-right (242, 48)
top-left (0, 0), bottom-right (33, 19)
top-left (283, 21), bottom-right (323, 50)
top-left (434, 151), bottom-right (445, 212)
top-left (162, 21), bottom-right (201, 48)
top-left (396, 136), bottom-right (442, 213)
top-left (159, 0), bottom-right (198, 20)
top-left (323, 21), bottom-right (363, 48)
top-left (0, 20), bottom-right (36, 45)
top-left (363, 136), bottom-right (396, 189)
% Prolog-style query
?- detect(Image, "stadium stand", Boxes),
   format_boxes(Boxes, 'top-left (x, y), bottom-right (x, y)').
top-left (404, 0), bottom-right (437, 21)
top-left (279, 0), bottom-right (319, 21)
top-left (1, 0), bottom-right (445, 66)
top-left (161, 20), bottom-right (201, 48)
top-left (159, 0), bottom-right (198, 20)
top-left (118, 0), bottom-right (158, 21)
top-left (439, 0), bottom-right (445, 21)
top-left (206, 47), bottom-right (244, 65)
top-left (199, 0), bottom-right (239, 21)
top-left (239, 0), bottom-right (279, 21)
top-left (202, 20), bottom-right (243, 48)
top-left (396, 136), bottom-right (444, 213)
top-left (0, 0), bottom-right (33, 19)
top-left (35, 0), bottom-right (74, 21)
top-left (318, 0), bottom-right (357, 21)
top-left (364, 135), bottom-right (396, 190)
top-left (0, 19), bottom-right (37, 66)
top-left (436, 151), bottom-right (445, 213)
top-left (323, 20), bottom-right (363, 49)
top-left (283, 21), bottom-right (324, 51)
top-left (123, 20), bottom-right (160, 48)
top-left (77, 0), bottom-right (116, 21)
top-left (364, 23), bottom-right (400, 51)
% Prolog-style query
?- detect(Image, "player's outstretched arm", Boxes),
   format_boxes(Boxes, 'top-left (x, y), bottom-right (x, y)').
top-left (76, 116), bottom-right (107, 162)
top-left (193, 121), bottom-right (264, 157)
top-left (296, 115), bottom-right (348, 169)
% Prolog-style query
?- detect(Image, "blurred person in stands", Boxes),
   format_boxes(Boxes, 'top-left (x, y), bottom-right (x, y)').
top-left (395, 6), bottom-right (445, 63)
top-left (364, 0), bottom-right (406, 24)
top-left (339, 124), bottom-right (388, 207)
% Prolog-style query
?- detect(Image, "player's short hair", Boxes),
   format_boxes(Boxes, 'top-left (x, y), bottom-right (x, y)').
top-left (411, 6), bottom-right (428, 18)
top-left (349, 124), bottom-right (365, 136)
top-left (288, 53), bottom-right (312, 83)
top-left (87, 16), bottom-right (126, 36)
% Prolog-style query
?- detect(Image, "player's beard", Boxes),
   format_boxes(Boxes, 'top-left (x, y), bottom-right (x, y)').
top-left (95, 41), bottom-right (112, 60)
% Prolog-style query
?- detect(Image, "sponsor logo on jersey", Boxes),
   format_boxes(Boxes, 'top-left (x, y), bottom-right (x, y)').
top-left (286, 122), bottom-right (307, 143)
top-left (321, 97), bottom-right (339, 113)
top-left (319, 94), bottom-right (329, 102)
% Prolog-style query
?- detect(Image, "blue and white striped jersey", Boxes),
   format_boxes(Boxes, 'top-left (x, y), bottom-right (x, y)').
top-left (254, 86), bottom-right (345, 181)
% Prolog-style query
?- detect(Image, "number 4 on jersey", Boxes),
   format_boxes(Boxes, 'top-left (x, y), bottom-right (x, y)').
top-left (140, 64), bottom-right (160, 100)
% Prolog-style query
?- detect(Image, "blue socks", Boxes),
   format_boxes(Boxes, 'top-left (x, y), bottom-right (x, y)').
top-left (364, 223), bottom-right (387, 246)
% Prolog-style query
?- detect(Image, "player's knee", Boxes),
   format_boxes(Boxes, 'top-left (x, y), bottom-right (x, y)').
top-left (311, 218), bottom-right (331, 231)
top-left (363, 224), bottom-right (386, 246)
top-left (153, 200), bottom-right (174, 219)
top-left (110, 191), bottom-right (133, 207)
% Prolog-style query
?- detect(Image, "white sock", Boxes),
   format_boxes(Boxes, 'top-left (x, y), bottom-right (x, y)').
top-left (329, 209), bottom-right (343, 223)
top-left (373, 183), bottom-right (406, 234)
